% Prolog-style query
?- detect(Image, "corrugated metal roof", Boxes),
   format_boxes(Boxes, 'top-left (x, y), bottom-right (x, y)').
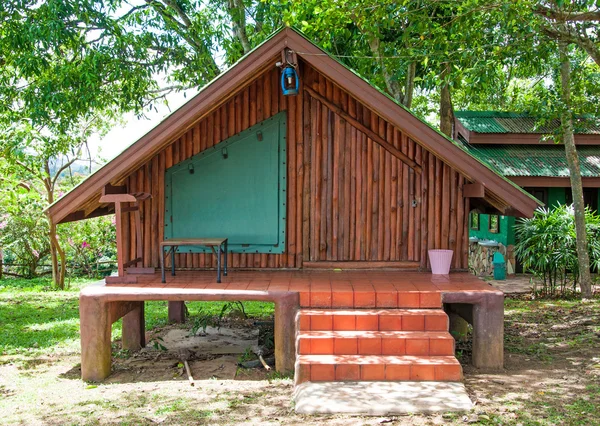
top-left (455, 111), bottom-right (600, 134)
top-left (465, 144), bottom-right (600, 177)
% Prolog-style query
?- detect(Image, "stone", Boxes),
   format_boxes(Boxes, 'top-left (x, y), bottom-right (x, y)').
top-left (293, 381), bottom-right (473, 415)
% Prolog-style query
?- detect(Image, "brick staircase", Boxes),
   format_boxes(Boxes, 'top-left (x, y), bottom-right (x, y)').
top-left (295, 308), bottom-right (462, 384)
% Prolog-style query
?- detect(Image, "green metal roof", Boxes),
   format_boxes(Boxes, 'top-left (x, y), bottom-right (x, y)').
top-left (464, 144), bottom-right (600, 177)
top-left (455, 111), bottom-right (600, 135)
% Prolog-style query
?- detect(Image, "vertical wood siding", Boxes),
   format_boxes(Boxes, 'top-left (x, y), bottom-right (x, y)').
top-left (121, 62), bottom-right (469, 270)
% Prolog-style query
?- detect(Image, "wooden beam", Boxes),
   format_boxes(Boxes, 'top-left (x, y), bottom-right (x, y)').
top-left (57, 206), bottom-right (113, 224)
top-left (463, 182), bottom-right (485, 198)
top-left (123, 257), bottom-right (143, 268)
top-left (105, 275), bottom-right (138, 285)
top-left (304, 86), bottom-right (423, 173)
top-left (100, 194), bottom-right (137, 203)
top-left (510, 176), bottom-right (600, 188)
top-left (303, 261), bottom-right (421, 269)
top-left (102, 184), bottom-right (128, 195)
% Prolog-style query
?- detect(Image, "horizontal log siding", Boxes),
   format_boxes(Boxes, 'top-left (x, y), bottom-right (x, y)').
top-left (121, 62), bottom-right (468, 270)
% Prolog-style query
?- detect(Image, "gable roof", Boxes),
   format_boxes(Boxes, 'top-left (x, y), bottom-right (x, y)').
top-left (455, 111), bottom-right (600, 135)
top-left (47, 27), bottom-right (541, 223)
top-left (463, 144), bottom-right (600, 178)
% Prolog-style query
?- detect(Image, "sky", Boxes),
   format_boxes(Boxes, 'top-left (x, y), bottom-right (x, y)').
top-left (88, 87), bottom-right (199, 164)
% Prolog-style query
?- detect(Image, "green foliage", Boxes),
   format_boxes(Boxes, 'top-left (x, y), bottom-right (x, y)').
top-left (515, 205), bottom-right (600, 296)
top-left (0, 184), bottom-right (50, 278)
top-left (189, 311), bottom-right (214, 335)
top-left (60, 216), bottom-right (117, 278)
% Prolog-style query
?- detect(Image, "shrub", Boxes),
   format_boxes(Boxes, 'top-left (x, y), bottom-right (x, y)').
top-left (515, 204), bottom-right (600, 296)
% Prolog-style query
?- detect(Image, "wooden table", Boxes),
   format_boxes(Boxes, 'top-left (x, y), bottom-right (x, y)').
top-left (160, 238), bottom-right (228, 283)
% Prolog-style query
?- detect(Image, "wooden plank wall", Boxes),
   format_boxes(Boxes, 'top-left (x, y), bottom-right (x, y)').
top-left (121, 62), bottom-right (469, 270)
top-left (303, 67), bottom-right (468, 268)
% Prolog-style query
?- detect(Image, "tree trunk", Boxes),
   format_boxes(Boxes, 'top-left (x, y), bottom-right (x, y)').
top-left (45, 176), bottom-right (65, 290)
top-left (228, 0), bottom-right (251, 54)
top-left (559, 41), bottom-right (592, 298)
top-left (440, 62), bottom-right (454, 137)
top-left (403, 61), bottom-right (416, 109)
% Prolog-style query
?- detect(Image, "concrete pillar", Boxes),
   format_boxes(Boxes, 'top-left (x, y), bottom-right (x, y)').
top-left (168, 301), bottom-right (186, 323)
top-left (472, 293), bottom-right (504, 370)
top-left (448, 312), bottom-right (470, 343)
top-left (274, 292), bottom-right (299, 374)
top-left (80, 295), bottom-right (112, 381)
top-left (122, 301), bottom-right (145, 351)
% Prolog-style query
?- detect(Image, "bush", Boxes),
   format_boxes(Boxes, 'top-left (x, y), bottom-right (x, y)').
top-left (0, 188), bottom-right (50, 278)
top-left (515, 204), bottom-right (600, 296)
top-left (60, 216), bottom-right (117, 278)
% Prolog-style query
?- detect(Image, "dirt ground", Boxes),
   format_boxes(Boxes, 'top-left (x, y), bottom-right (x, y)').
top-left (1, 296), bottom-right (599, 425)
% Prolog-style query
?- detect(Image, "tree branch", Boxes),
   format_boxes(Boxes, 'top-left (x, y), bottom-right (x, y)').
top-left (535, 5), bottom-right (600, 22)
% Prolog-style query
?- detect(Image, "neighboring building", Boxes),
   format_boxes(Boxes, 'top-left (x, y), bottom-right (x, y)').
top-left (454, 111), bottom-right (600, 275)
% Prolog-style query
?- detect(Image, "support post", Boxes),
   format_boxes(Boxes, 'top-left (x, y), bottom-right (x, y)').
top-left (114, 202), bottom-right (125, 277)
top-left (444, 292), bottom-right (504, 370)
top-left (472, 293), bottom-right (504, 369)
top-left (168, 301), bottom-right (186, 323)
top-left (80, 295), bottom-right (112, 381)
top-left (122, 301), bottom-right (145, 351)
top-left (274, 292), bottom-right (299, 374)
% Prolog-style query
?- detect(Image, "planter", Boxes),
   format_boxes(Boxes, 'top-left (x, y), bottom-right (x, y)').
top-left (428, 249), bottom-right (454, 275)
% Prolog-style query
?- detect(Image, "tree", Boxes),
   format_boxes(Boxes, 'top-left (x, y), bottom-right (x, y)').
top-left (0, 117), bottom-right (110, 288)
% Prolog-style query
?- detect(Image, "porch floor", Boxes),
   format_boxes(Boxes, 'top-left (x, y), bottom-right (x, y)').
top-left (106, 270), bottom-right (499, 309)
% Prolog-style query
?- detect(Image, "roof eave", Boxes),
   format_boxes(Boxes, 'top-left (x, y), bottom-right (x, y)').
top-left (46, 27), bottom-right (295, 224)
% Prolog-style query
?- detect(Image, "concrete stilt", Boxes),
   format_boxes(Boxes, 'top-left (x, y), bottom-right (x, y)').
top-left (122, 301), bottom-right (145, 351)
top-left (80, 296), bottom-right (112, 382)
top-left (168, 301), bottom-right (186, 323)
top-left (274, 292), bottom-right (299, 374)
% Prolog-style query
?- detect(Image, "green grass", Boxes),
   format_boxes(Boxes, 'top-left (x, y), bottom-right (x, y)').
top-left (0, 277), bottom-right (275, 359)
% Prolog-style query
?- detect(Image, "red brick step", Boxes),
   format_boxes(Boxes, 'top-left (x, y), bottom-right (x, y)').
top-left (297, 330), bottom-right (455, 356)
top-left (297, 309), bottom-right (449, 332)
top-left (295, 355), bottom-right (462, 384)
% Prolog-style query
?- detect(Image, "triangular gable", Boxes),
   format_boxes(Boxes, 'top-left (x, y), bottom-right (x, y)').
top-left (47, 27), bottom-right (540, 224)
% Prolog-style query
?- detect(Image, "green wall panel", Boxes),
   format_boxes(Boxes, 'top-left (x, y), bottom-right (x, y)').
top-left (548, 187), bottom-right (566, 208)
top-left (164, 112), bottom-right (287, 254)
top-left (468, 213), bottom-right (512, 246)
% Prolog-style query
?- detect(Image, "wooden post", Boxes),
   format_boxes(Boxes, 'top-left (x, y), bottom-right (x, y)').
top-left (100, 192), bottom-right (153, 284)
top-left (115, 202), bottom-right (125, 277)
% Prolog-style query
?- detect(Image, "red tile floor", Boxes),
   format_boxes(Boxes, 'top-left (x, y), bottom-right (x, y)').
top-left (119, 270), bottom-right (497, 309)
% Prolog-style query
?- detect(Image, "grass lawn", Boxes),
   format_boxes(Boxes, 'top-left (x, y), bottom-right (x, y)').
top-left (1, 277), bottom-right (599, 425)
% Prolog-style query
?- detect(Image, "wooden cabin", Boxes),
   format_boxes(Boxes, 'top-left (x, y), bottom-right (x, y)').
top-left (48, 28), bottom-right (540, 398)
top-left (48, 29), bottom-right (538, 276)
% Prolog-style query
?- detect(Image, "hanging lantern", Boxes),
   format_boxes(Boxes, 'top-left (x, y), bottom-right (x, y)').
top-left (281, 66), bottom-right (299, 96)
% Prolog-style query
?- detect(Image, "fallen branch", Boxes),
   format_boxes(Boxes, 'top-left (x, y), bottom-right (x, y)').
top-left (184, 360), bottom-right (194, 386)
top-left (258, 354), bottom-right (271, 371)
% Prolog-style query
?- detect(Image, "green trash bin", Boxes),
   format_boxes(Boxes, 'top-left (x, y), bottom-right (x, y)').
top-left (492, 251), bottom-right (506, 280)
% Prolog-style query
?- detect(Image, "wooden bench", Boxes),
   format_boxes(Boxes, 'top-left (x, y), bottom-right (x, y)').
top-left (160, 238), bottom-right (228, 283)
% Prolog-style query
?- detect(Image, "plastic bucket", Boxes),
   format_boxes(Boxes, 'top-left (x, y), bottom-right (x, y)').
top-left (428, 249), bottom-right (454, 275)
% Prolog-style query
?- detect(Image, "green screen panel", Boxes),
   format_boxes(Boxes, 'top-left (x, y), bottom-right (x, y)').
top-left (164, 112), bottom-right (286, 254)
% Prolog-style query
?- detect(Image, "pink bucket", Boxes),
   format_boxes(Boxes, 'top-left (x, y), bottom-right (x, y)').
top-left (428, 249), bottom-right (454, 275)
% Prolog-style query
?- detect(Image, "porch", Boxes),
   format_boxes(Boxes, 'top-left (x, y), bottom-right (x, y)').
top-left (80, 270), bottom-right (503, 382)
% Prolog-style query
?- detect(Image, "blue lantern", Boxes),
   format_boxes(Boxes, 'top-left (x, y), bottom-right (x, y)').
top-left (281, 66), bottom-right (299, 96)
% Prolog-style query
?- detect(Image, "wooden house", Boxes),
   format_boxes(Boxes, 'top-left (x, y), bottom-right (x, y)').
top-left (455, 111), bottom-right (600, 275)
top-left (48, 28), bottom-right (540, 408)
